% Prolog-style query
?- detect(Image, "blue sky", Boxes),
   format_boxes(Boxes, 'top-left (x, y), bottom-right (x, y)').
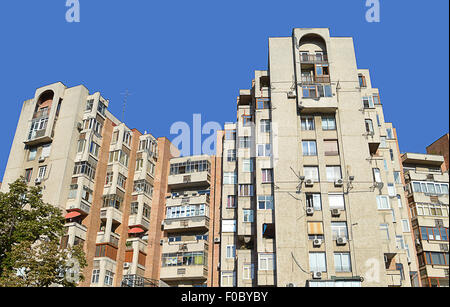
top-left (0, 0), bottom-right (448, 179)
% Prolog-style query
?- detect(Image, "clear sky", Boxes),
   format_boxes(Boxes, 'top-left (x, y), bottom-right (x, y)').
top-left (0, 0), bottom-right (448, 180)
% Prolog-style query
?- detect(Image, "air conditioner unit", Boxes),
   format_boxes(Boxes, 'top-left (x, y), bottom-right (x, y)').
top-left (35, 178), bottom-right (42, 185)
top-left (334, 179), bottom-right (344, 187)
top-left (313, 239), bottom-right (323, 247)
top-left (415, 238), bottom-right (421, 246)
top-left (38, 156), bottom-right (46, 163)
top-left (305, 179), bottom-right (314, 187)
top-left (306, 207), bottom-right (315, 216)
top-left (331, 209), bottom-right (341, 217)
top-left (336, 237), bottom-right (347, 245)
top-left (214, 237), bottom-right (221, 243)
top-left (287, 90), bottom-right (297, 98)
top-left (77, 122), bottom-right (83, 131)
top-left (123, 262), bottom-right (131, 269)
top-left (287, 283), bottom-right (296, 287)
top-left (312, 271), bottom-right (322, 279)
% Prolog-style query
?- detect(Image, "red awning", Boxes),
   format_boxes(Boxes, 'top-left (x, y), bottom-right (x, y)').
top-left (128, 227), bottom-right (144, 234)
top-left (65, 211), bottom-right (81, 219)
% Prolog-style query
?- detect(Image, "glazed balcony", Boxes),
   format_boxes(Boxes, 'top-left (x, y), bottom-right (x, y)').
top-left (160, 265), bottom-right (208, 281)
top-left (163, 216), bottom-right (209, 232)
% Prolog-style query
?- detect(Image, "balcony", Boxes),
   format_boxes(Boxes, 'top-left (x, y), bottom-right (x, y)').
top-left (163, 216), bottom-right (209, 232)
top-left (162, 239), bottom-right (208, 254)
top-left (166, 194), bottom-right (210, 207)
top-left (66, 200), bottom-right (91, 215)
top-left (128, 214), bottom-right (150, 230)
top-left (100, 206), bottom-right (123, 224)
top-left (64, 222), bottom-right (88, 241)
top-left (160, 265), bottom-right (208, 281)
top-left (96, 231), bottom-right (120, 247)
top-left (300, 75), bottom-right (331, 85)
top-left (167, 172), bottom-right (211, 189)
top-left (126, 237), bottom-right (148, 254)
top-left (386, 270), bottom-right (403, 287)
top-left (300, 53), bottom-right (328, 64)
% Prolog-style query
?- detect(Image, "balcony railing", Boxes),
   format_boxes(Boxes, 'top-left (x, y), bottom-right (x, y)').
top-left (33, 109), bottom-right (50, 119)
top-left (97, 231), bottom-right (120, 247)
top-left (300, 53), bottom-right (329, 64)
top-left (301, 75), bottom-right (330, 84)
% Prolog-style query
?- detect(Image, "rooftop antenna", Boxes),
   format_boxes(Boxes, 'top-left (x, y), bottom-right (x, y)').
top-left (120, 89), bottom-right (132, 122)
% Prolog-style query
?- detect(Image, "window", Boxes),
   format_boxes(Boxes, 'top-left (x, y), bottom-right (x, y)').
top-left (223, 172), bottom-right (237, 185)
top-left (358, 75), bottom-right (367, 87)
top-left (365, 119), bottom-right (374, 134)
top-left (109, 150), bottom-right (129, 167)
top-left (328, 194), bottom-right (345, 210)
top-left (221, 272), bottom-right (235, 287)
top-left (420, 227), bottom-right (449, 241)
top-left (260, 120), bottom-right (271, 133)
top-left (387, 183), bottom-right (396, 197)
top-left (77, 139), bottom-right (86, 153)
top-left (227, 149), bottom-right (236, 162)
top-left (401, 219), bottom-right (410, 232)
top-left (261, 169), bottom-right (273, 183)
top-left (243, 159), bottom-right (253, 172)
top-left (362, 96), bottom-right (374, 108)
top-left (133, 180), bottom-right (153, 196)
top-left (394, 172), bottom-right (401, 184)
top-left (256, 98), bottom-right (271, 110)
top-left (225, 129), bottom-right (236, 140)
top-left (243, 210), bottom-right (254, 222)
top-left (309, 253), bottom-right (327, 272)
top-left (373, 94), bottom-right (381, 105)
top-left (222, 220), bottom-right (236, 233)
top-left (135, 159), bottom-right (144, 171)
top-left (161, 251), bottom-right (206, 267)
top-left (242, 114), bottom-right (253, 127)
top-left (226, 195), bottom-right (236, 208)
top-left (104, 270), bottom-right (114, 286)
top-left (28, 147), bottom-right (37, 161)
top-left (89, 141), bottom-right (100, 157)
top-left (304, 166), bottom-right (319, 182)
top-left (91, 269), bottom-right (100, 284)
top-left (397, 195), bottom-right (403, 208)
top-left (322, 116), bottom-right (336, 131)
top-left (335, 253), bottom-right (352, 272)
top-left (123, 131), bottom-right (132, 146)
top-left (226, 245), bottom-right (236, 259)
top-left (372, 168), bottom-right (382, 183)
top-left (380, 137), bottom-right (387, 148)
top-left (331, 222), bottom-right (348, 240)
top-left (386, 128), bottom-right (394, 140)
top-left (165, 204), bottom-right (206, 219)
top-left (302, 141), bottom-right (317, 156)
top-left (258, 253), bottom-right (275, 271)
top-left (38, 166), bottom-right (47, 179)
top-left (102, 194), bottom-right (123, 211)
top-left (97, 100), bottom-right (106, 116)
top-left (376, 195), bottom-right (390, 210)
top-left (85, 118), bottom-right (103, 136)
top-left (301, 116), bottom-right (315, 131)
top-left (25, 169), bottom-right (33, 183)
top-left (243, 264), bottom-right (254, 280)
top-left (380, 224), bottom-right (390, 240)
top-left (143, 204), bottom-right (151, 219)
top-left (105, 172), bottom-right (113, 185)
top-left (306, 194), bottom-right (322, 211)
top-left (415, 203), bottom-right (449, 217)
top-left (323, 140), bottom-right (339, 156)
top-left (130, 202), bottom-right (139, 215)
top-left (117, 173), bottom-right (127, 189)
top-left (86, 99), bottom-right (94, 112)
top-left (258, 196), bottom-right (274, 210)
top-left (326, 166), bottom-right (342, 182)
top-left (257, 144), bottom-right (272, 157)
top-left (81, 186), bottom-right (93, 203)
top-left (308, 222), bottom-right (324, 237)
top-left (239, 136), bottom-right (250, 148)
top-left (68, 184), bottom-right (78, 199)
top-left (239, 184), bottom-right (254, 197)
top-left (389, 149), bottom-right (395, 161)
top-left (411, 181), bottom-right (449, 195)
top-left (376, 114), bottom-right (381, 127)
top-left (111, 131), bottom-right (119, 144)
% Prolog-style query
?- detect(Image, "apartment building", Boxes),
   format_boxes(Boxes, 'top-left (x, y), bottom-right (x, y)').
top-left (401, 153), bottom-right (449, 287)
top-left (217, 28), bottom-right (419, 287)
top-left (426, 134), bottom-right (449, 172)
top-left (0, 82), bottom-right (179, 287)
top-left (159, 155), bottom-right (221, 287)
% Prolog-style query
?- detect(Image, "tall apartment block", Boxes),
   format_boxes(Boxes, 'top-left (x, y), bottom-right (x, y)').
top-left (217, 28), bottom-right (422, 287)
top-left (159, 154), bottom-right (221, 286)
top-left (401, 152), bottom-right (449, 287)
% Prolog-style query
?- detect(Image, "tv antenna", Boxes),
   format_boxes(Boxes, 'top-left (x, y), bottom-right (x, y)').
top-left (120, 89), bottom-right (132, 122)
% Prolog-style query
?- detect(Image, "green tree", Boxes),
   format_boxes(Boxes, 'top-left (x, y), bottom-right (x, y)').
top-left (0, 178), bottom-right (87, 287)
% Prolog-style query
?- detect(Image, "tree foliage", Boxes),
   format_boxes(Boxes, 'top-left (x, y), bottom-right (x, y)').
top-left (0, 178), bottom-right (87, 287)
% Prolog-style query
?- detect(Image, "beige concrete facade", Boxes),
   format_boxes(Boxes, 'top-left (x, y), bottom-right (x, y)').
top-left (217, 28), bottom-right (421, 287)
